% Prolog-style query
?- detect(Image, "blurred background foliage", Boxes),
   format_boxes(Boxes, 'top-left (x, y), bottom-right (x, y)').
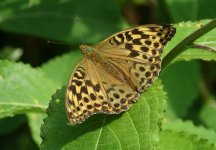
top-left (0, 0), bottom-right (216, 149)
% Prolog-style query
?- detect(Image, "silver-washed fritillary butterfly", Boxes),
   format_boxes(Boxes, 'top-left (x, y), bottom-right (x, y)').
top-left (66, 24), bottom-right (176, 125)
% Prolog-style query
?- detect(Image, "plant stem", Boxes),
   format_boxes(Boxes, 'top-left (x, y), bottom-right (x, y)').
top-left (191, 44), bottom-right (216, 52)
top-left (161, 19), bottom-right (216, 72)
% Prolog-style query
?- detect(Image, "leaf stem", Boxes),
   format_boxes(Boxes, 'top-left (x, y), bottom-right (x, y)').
top-left (161, 19), bottom-right (216, 72)
top-left (190, 44), bottom-right (216, 52)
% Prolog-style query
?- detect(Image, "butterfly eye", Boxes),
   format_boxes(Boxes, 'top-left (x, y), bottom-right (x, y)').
top-left (79, 44), bottom-right (86, 50)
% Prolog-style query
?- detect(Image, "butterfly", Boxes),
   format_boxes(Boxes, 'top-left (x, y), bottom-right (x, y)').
top-left (65, 24), bottom-right (176, 125)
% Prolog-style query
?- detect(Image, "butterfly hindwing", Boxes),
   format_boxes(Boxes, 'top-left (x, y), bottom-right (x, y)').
top-left (66, 58), bottom-right (139, 124)
top-left (107, 58), bottom-right (161, 92)
top-left (91, 57), bottom-right (140, 113)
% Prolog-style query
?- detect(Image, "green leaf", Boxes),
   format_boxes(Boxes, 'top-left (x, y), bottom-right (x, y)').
top-left (200, 101), bottom-right (216, 130)
top-left (0, 0), bottom-right (122, 43)
top-left (41, 50), bottom-right (82, 86)
top-left (158, 119), bottom-right (216, 149)
top-left (0, 60), bottom-right (58, 118)
top-left (162, 119), bottom-right (216, 144)
top-left (27, 113), bottom-right (46, 145)
top-left (160, 20), bottom-right (216, 118)
top-left (41, 80), bottom-right (166, 150)
top-left (158, 130), bottom-right (216, 150)
top-left (160, 61), bottom-right (201, 117)
top-left (164, 20), bottom-right (216, 61)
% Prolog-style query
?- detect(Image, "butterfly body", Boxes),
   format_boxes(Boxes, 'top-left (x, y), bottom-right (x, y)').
top-left (66, 25), bottom-right (176, 125)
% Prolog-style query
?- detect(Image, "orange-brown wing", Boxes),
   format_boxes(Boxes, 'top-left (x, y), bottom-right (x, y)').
top-left (95, 24), bottom-right (175, 92)
top-left (66, 58), bottom-right (140, 125)
top-left (96, 24), bottom-right (176, 51)
top-left (96, 25), bottom-right (175, 63)
top-left (66, 25), bottom-right (176, 125)
top-left (103, 57), bottom-right (160, 92)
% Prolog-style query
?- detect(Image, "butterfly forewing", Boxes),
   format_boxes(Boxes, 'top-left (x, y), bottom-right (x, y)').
top-left (96, 24), bottom-right (175, 50)
top-left (66, 24), bottom-right (176, 125)
top-left (96, 24), bottom-right (175, 92)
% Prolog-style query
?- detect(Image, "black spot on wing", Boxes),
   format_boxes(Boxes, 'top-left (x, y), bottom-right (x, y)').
top-left (141, 34), bottom-right (150, 39)
top-left (125, 31), bottom-right (133, 41)
top-left (93, 84), bottom-right (101, 92)
top-left (81, 86), bottom-right (88, 94)
top-left (113, 36), bottom-right (121, 45)
top-left (154, 43), bottom-right (159, 48)
top-left (141, 47), bottom-right (149, 52)
top-left (131, 28), bottom-right (143, 34)
top-left (132, 39), bottom-right (142, 45)
top-left (117, 33), bottom-right (124, 43)
top-left (68, 85), bottom-right (76, 93)
top-left (145, 40), bottom-right (152, 46)
top-left (128, 50), bottom-right (140, 57)
top-left (72, 80), bottom-right (82, 86)
top-left (125, 43), bottom-right (133, 50)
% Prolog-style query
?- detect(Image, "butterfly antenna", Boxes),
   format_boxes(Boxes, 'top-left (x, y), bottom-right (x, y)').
top-left (47, 41), bottom-right (72, 46)
top-left (74, 16), bottom-right (85, 45)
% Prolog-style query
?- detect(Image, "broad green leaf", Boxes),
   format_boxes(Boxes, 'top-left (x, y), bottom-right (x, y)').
top-left (158, 130), bottom-right (216, 150)
top-left (0, 60), bottom-right (58, 118)
top-left (200, 101), bottom-right (216, 130)
top-left (41, 50), bottom-right (81, 86)
top-left (41, 80), bottom-right (166, 150)
top-left (36, 51), bottom-right (81, 146)
top-left (160, 20), bottom-right (216, 118)
top-left (163, 20), bottom-right (216, 62)
top-left (160, 61), bottom-right (200, 117)
top-left (27, 113), bottom-right (46, 145)
top-left (0, 0), bottom-right (122, 43)
top-left (162, 119), bottom-right (216, 144)
top-left (39, 20), bottom-right (216, 149)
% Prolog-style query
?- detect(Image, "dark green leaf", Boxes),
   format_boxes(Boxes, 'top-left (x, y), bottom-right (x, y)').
top-left (0, 0), bottom-right (122, 43)
top-left (160, 61), bottom-right (200, 117)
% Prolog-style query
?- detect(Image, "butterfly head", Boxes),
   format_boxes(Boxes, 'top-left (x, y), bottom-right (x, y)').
top-left (80, 44), bottom-right (95, 56)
